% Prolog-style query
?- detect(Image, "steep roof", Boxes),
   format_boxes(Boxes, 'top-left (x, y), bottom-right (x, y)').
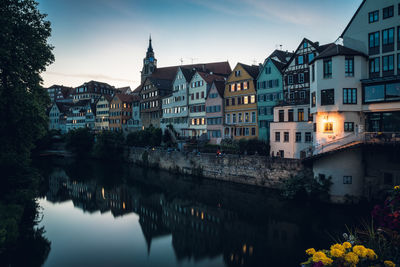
top-left (213, 80), bottom-right (226, 98)
top-left (311, 43), bottom-right (367, 63)
top-left (148, 78), bottom-right (172, 91)
top-left (269, 49), bottom-right (293, 63)
top-left (115, 93), bottom-right (134, 103)
top-left (239, 63), bottom-right (260, 79)
top-left (55, 102), bottom-right (73, 113)
top-left (196, 71), bottom-right (226, 84)
top-left (340, 0), bottom-right (366, 38)
top-left (285, 38), bottom-right (333, 67)
top-left (180, 67), bottom-right (197, 82)
top-left (270, 58), bottom-right (287, 73)
top-left (150, 61), bottom-right (231, 81)
top-left (116, 86), bottom-right (131, 94)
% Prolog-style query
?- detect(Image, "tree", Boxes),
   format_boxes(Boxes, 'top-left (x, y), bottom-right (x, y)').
top-left (0, 1), bottom-right (53, 265)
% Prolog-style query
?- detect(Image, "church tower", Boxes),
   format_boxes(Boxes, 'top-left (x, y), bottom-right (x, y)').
top-left (141, 35), bottom-right (157, 83)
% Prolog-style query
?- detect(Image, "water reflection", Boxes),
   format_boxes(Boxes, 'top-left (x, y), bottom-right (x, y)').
top-left (39, 158), bottom-right (368, 267)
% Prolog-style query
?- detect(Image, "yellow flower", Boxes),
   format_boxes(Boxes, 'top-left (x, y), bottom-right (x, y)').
top-left (330, 248), bottom-right (345, 258)
top-left (395, 185), bottom-right (400, 190)
top-left (342, 242), bottom-right (352, 249)
top-left (312, 251), bottom-right (327, 263)
top-left (344, 252), bottom-right (359, 265)
top-left (384, 260), bottom-right (396, 267)
top-left (312, 251), bottom-right (333, 266)
top-left (321, 257), bottom-right (333, 265)
top-left (306, 248), bottom-right (316, 255)
top-left (330, 243), bottom-right (345, 253)
top-left (366, 248), bottom-right (377, 260)
top-left (353, 245), bottom-right (368, 258)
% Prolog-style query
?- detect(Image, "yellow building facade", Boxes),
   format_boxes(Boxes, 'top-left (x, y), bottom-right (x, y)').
top-left (224, 63), bottom-right (259, 140)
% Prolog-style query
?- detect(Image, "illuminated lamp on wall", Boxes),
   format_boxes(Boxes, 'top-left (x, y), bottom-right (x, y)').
top-left (322, 115), bottom-right (333, 133)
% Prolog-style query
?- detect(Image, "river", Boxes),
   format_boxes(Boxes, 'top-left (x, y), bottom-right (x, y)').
top-left (35, 157), bottom-right (368, 267)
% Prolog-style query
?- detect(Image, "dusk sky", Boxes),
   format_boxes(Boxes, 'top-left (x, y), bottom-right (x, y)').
top-left (37, 0), bottom-right (363, 90)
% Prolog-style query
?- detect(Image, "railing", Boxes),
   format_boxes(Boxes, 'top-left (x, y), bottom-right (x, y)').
top-left (301, 132), bottom-right (400, 158)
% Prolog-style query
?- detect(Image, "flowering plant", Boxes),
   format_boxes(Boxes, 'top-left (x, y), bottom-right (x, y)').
top-left (372, 186), bottom-right (400, 231)
top-left (301, 242), bottom-right (396, 266)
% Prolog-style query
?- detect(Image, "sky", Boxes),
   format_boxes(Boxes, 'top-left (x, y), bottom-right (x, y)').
top-left (37, 0), bottom-right (363, 90)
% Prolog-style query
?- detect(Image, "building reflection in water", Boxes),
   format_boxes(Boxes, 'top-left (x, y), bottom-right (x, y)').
top-left (44, 162), bottom-right (365, 267)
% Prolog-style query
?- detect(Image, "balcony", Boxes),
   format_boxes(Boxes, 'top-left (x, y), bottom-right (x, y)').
top-left (301, 132), bottom-right (400, 159)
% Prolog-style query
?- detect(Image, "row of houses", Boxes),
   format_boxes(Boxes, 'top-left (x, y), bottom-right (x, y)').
top-left (47, 0), bottom-right (400, 201)
top-left (48, 81), bottom-right (141, 133)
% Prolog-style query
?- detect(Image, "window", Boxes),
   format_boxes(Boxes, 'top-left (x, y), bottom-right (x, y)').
top-left (295, 132), bottom-right (301, 142)
top-left (251, 128), bottom-right (256, 136)
top-left (298, 109), bottom-right (304, 121)
top-left (383, 5), bottom-right (394, 19)
top-left (250, 95), bottom-right (255, 103)
top-left (369, 10), bottom-right (379, 23)
top-left (382, 55), bottom-right (394, 73)
top-left (369, 57), bottom-right (380, 76)
top-left (288, 109), bottom-right (294, 122)
top-left (298, 73), bottom-right (304, 83)
top-left (251, 112), bottom-right (256, 123)
top-left (311, 92), bottom-right (316, 107)
top-left (279, 110), bottom-right (284, 122)
top-left (303, 42), bottom-right (308, 48)
top-left (323, 59), bottom-right (332, 78)
top-left (324, 122), bottom-right (333, 132)
top-left (311, 64), bottom-right (315, 81)
top-left (275, 132), bottom-right (280, 142)
top-left (398, 54), bottom-right (400, 72)
top-left (308, 53), bottom-right (315, 62)
top-left (343, 88), bottom-right (357, 104)
top-left (230, 84), bottom-right (235, 92)
top-left (298, 55), bottom-right (304, 65)
top-left (364, 84), bottom-right (385, 103)
top-left (382, 28), bottom-right (394, 45)
top-left (243, 96), bottom-right (248, 104)
top-left (305, 132), bottom-right (312, 143)
top-left (238, 113), bottom-right (242, 123)
top-left (321, 89), bottom-right (335, 105)
top-left (225, 98), bottom-right (230, 106)
top-left (245, 112), bottom-right (249, 122)
top-left (284, 132), bottom-right (289, 142)
top-left (343, 176), bottom-right (352, 184)
top-left (245, 128), bottom-right (249, 136)
top-left (369, 32), bottom-right (380, 55)
top-left (231, 98), bottom-right (235, 105)
top-left (233, 114), bottom-right (236, 123)
top-left (243, 82), bottom-right (248, 90)
top-left (344, 122), bottom-right (354, 132)
top-left (235, 70), bottom-right (241, 77)
top-left (237, 83), bottom-right (241, 91)
top-left (266, 66), bottom-right (271, 74)
top-left (288, 75), bottom-right (293, 85)
top-left (345, 57), bottom-right (354, 77)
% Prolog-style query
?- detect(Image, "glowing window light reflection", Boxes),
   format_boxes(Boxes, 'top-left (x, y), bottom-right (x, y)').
top-left (242, 244), bottom-right (247, 253)
top-left (123, 202), bottom-right (126, 209)
top-left (102, 188), bottom-right (105, 199)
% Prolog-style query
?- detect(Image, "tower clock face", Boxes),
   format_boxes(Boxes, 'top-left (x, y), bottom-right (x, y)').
top-left (149, 57), bottom-right (154, 62)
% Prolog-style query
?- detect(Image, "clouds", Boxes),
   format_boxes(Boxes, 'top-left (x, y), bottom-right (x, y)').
top-left (38, 0), bottom-right (363, 89)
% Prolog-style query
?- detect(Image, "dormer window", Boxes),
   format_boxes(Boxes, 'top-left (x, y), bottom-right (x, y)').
top-left (235, 70), bottom-right (241, 77)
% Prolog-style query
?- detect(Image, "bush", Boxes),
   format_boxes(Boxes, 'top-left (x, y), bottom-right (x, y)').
top-left (282, 169), bottom-right (332, 202)
top-left (93, 131), bottom-right (125, 160)
top-left (65, 128), bottom-right (94, 156)
top-left (126, 126), bottom-right (162, 147)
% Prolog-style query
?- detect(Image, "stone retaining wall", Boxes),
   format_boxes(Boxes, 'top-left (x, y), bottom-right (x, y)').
top-left (128, 147), bottom-right (306, 188)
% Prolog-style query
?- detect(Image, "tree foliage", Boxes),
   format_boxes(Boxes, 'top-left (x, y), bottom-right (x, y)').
top-left (126, 126), bottom-right (162, 147)
top-left (93, 131), bottom-right (125, 160)
top-left (65, 128), bottom-right (94, 156)
top-left (0, 0), bottom-right (53, 265)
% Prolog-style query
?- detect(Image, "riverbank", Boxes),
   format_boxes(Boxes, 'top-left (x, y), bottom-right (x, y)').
top-left (128, 147), bottom-right (307, 189)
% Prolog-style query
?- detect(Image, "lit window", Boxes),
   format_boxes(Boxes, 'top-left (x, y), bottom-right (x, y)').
top-left (237, 83), bottom-right (241, 91)
top-left (343, 176), bottom-right (352, 184)
top-left (243, 82), bottom-right (248, 90)
top-left (243, 96), bottom-right (248, 104)
top-left (250, 95), bottom-right (255, 103)
top-left (324, 122), bottom-right (333, 132)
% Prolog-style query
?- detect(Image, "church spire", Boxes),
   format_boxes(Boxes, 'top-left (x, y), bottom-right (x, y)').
top-left (141, 35), bottom-right (157, 84)
top-left (147, 34), bottom-right (153, 55)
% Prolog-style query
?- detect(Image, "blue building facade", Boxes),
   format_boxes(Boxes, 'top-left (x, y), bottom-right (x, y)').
top-left (256, 50), bottom-right (292, 141)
